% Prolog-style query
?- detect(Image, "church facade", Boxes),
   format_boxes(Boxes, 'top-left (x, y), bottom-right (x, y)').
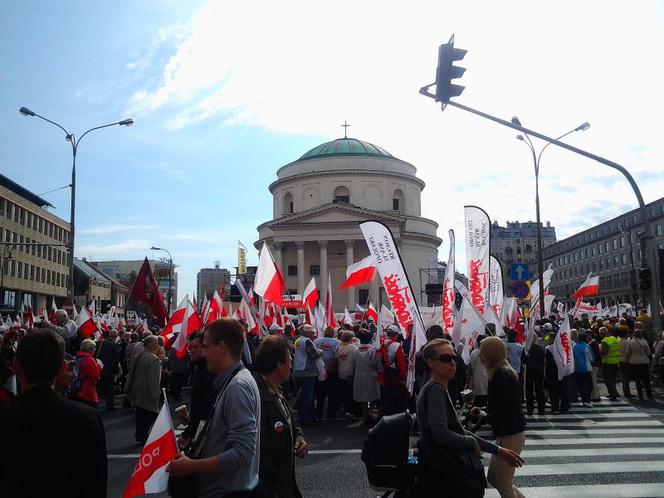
top-left (255, 137), bottom-right (441, 311)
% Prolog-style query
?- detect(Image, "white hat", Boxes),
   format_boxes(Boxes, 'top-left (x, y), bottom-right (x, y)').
top-left (386, 324), bottom-right (400, 335)
top-left (268, 324), bottom-right (283, 333)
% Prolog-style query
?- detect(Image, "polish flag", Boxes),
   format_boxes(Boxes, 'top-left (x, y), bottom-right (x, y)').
top-left (25, 305), bottom-right (35, 329)
top-left (325, 274), bottom-right (336, 328)
top-left (305, 304), bottom-right (312, 325)
top-left (303, 278), bottom-right (319, 309)
top-left (254, 242), bottom-right (286, 305)
top-left (572, 274), bottom-right (600, 301)
top-left (367, 302), bottom-right (378, 323)
top-left (200, 295), bottom-right (210, 324)
top-left (171, 298), bottom-right (202, 358)
top-left (71, 303), bottom-right (78, 321)
top-left (48, 297), bottom-right (57, 322)
top-left (75, 306), bottom-right (98, 338)
top-left (340, 255), bottom-right (376, 289)
top-left (208, 290), bottom-right (224, 322)
top-left (344, 306), bottom-right (353, 325)
top-left (240, 298), bottom-right (258, 335)
top-left (123, 402), bottom-right (178, 498)
top-left (161, 297), bottom-right (188, 341)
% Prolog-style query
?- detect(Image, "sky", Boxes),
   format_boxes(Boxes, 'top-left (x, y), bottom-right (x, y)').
top-left (2, 0), bottom-right (664, 302)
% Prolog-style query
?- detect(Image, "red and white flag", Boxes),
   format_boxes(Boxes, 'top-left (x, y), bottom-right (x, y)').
top-left (123, 402), bottom-right (178, 498)
top-left (26, 305), bottom-right (35, 329)
top-left (442, 229), bottom-right (457, 335)
top-left (552, 315), bottom-right (575, 380)
top-left (464, 206), bottom-right (491, 315)
top-left (340, 255), bottom-right (376, 289)
top-left (75, 306), bottom-right (98, 338)
top-left (254, 242), bottom-right (286, 305)
top-left (367, 302), bottom-right (378, 323)
top-left (572, 273), bottom-right (600, 301)
top-left (489, 255), bottom-right (504, 318)
top-left (325, 274), bottom-right (336, 328)
top-left (71, 303), bottom-right (78, 321)
top-left (343, 306), bottom-right (353, 325)
top-left (303, 278), bottom-right (319, 309)
top-left (208, 290), bottom-right (224, 323)
top-left (200, 295), bottom-right (210, 324)
top-left (48, 297), bottom-right (57, 322)
top-left (161, 297), bottom-right (188, 341)
top-left (171, 298), bottom-right (202, 359)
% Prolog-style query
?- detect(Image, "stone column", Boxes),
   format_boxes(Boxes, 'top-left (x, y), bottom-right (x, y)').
top-left (345, 239), bottom-right (354, 309)
top-left (272, 241), bottom-right (283, 276)
top-left (296, 241), bottom-right (305, 296)
top-left (319, 241), bottom-right (328, 298)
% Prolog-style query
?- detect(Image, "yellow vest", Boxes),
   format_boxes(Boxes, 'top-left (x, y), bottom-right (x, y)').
top-left (601, 336), bottom-right (621, 365)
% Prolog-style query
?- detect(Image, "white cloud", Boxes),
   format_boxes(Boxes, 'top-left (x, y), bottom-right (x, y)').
top-left (75, 239), bottom-right (152, 259)
top-left (126, 0), bottom-right (664, 289)
top-left (79, 224), bottom-right (159, 235)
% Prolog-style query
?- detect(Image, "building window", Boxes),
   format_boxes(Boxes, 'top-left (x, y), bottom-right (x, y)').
top-left (657, 224), bottom-right (663, 236)
top-left (359, 289), bottom-right (369, 305)
top-left (622, 254), bottom-right (627, 265)
top-left (333, 186), bottom-right (350, 204)
top-left (284, 192), bottom-right (294, 214)
top-left (393, 198), bottom-right (399, 211)
top-left (3, 290), bottom-right (15, 307)
top-left (287, 265), bottom-right (297, 276)
top-left (309, 265), bottom-right (320, 276)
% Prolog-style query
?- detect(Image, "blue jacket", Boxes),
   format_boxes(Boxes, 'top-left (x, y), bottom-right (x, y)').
top-left (573, 342), bottom-right (594, 373)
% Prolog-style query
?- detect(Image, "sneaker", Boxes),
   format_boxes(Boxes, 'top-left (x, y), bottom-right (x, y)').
top-left (582, 402), bottom-right (592, 408)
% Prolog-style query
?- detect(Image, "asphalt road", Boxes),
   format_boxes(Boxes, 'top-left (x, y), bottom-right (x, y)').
top-left (105, 387), bottom-right (664, 498)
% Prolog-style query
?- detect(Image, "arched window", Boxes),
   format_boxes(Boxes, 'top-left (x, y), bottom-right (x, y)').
top-left (392, 189), bottom-right (404, 213)
top-left (284, 192), bottom-right (294, 214)
top-left (333, 186), bottom-right (350, 204)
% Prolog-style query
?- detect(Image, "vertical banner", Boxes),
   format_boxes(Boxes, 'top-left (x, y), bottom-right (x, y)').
top-left (359, 221), bottom-right (427, 394)
top-left (489, 255), bottom-right (504, 318)
top-left (442, 229), bottom-right (457, 335)
top-left (464, 206), bottom-right (491, 315)
top-left (237, 241), bottom-right (247, 275)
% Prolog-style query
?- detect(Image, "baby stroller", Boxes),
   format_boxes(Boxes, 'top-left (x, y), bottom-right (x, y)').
top-left (361, 412), bottom-right (417, 497)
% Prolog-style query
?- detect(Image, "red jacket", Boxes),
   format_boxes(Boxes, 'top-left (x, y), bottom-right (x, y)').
top-left (70, 351), bottom-right (100, 405)
top-left (377, 339), bottom-right (407, 385)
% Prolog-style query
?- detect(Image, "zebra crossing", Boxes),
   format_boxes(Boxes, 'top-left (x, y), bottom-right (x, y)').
top-left (478, 399), bottom-right (664, 497)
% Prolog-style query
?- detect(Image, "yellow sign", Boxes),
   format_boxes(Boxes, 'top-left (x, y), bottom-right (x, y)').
top-left (237, 241), bottom-right (247, 275)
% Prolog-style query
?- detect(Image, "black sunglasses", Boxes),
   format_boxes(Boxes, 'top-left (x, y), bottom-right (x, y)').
top-left (437, 354), bottom-right (457, 364)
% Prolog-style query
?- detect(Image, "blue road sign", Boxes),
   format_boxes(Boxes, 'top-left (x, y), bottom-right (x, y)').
top-left (511, 280), bottom-right (530, 299)
top-left (510, 263), bottom-right (529, 281)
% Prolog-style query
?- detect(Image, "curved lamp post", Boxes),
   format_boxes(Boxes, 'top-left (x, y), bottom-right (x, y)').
top-left (19, 107), bottom-right (133, 302)
top-left (150, 246), bottom-right (173, 314)
top-left (512, 117), bottom-right (590, 316)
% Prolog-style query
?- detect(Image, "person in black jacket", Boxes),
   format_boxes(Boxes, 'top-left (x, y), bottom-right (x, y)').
top-left (474, 336), bottom-right (526, 498)
top-left (525, 333), bottom-right (546, 416)
top-left (97, 329), bottom-right (120, 410)
top-left (0, 330), bottom-right (107, 498)
top-left (177, 331), bottom-right (217, 450)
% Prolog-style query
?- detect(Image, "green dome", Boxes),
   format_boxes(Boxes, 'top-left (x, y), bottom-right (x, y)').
top-left (296, 138), bottom-right (393, 162)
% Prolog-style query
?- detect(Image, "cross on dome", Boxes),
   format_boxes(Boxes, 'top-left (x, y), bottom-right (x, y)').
top-left (341, 121), bottom-right (350, 139)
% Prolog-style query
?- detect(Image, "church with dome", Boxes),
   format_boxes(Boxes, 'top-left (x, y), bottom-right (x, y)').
top-left (255, 136), bottom-right (441, 311)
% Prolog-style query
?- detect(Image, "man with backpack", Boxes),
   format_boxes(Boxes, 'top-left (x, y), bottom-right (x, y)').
top-left (377, 325), bottom-right (407, 416)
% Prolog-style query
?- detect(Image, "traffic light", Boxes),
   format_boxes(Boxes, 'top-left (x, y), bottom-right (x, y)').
top-left (435, 35), bottom-right (467, 103)
top-left (638, 267), bottom-right (651, 291)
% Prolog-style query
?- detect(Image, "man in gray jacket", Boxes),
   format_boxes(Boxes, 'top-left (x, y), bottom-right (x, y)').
top-left (167, 318), bottom-right (261, 497)
top-left (125, 335), bottom-right (161, 444)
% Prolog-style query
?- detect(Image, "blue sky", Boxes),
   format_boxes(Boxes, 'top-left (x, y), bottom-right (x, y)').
top-left (2, 1), bottom-right (664, 301)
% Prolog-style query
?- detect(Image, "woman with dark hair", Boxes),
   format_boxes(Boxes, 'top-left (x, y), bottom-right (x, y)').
top-left (476, 337), bottom-right (527, 498)
top-left (253, 335), bottom-right (308, 497)
top-left (417, 338), bottom-right (523, 497)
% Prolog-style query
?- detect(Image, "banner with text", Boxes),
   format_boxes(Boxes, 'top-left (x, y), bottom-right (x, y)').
top-left (464, 206), bottom-right (491, 315)
top-left (442, 229), bottom-right (457, 335)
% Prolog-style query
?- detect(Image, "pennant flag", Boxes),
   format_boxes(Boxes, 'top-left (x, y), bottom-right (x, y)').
top-left (127, 258), bottom-right (169, 325)
top-left (303, 277), bottom-right (319, 309)
top-left (572, 273), bottom-right (600, 301)
top-left (325, 274), bottom-right (336, 328)
top-left (237, 241), bottom-right (247, 275)
top-left (442, 229), bottom-right (457, 335)
top-left (75, 306), bottom-right (98, 338)
top-left (552, 314), bottom-right (575, 380)
top-left (489, 255), bottom-right (504, 318)
top-left (360, 221), bottom-right (427, 394)
top-left (343, 306), bottom-right (354, 325)
top-left (171, 298), bottom-right (202, 358)
top-left (339, 255), bottom-right (376, 289)
top-left (123, 402), bottom-right (178, 498)
top-left (254, 243), bottom-right (286, 305)
top-left (464, 206), bottom-right (491, 315)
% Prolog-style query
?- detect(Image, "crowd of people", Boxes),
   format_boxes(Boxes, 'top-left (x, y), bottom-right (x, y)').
top-left (0, 304), bottom-right (662, 497)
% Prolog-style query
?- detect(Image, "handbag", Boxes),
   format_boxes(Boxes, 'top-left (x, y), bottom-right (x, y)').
top-left (168, 366), bottom-right (244, 498)
top-left (416, 382), bottom-right (486, 495)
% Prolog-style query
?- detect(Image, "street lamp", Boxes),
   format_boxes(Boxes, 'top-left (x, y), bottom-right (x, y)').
top-left (149, 246), bottom-right (173, 314)
top-left (19, 107), bottom-right (133, 303)
top-left (512, 117), bottom-right (590, 317)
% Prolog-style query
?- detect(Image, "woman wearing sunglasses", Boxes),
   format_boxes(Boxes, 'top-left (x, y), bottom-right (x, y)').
top-left (474, 336), bottom-right (527, 498)
top-left (417, 338), bottom-right (524, 497)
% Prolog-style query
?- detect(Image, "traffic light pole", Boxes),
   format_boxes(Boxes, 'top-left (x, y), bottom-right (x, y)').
top-left (437, 96), bottom-right (661, 333)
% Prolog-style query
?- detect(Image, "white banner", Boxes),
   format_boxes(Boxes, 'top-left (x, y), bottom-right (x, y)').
top-left (464, 206), bottom-right (491, 315)
top-left (489, 255), bottom-right (504, 318)
top-left (442, 229), bottom-right (457, 335)
top-left (360, 221), bottom-right (427, 394)
top-left (530, 264), bottom-right (554, 317)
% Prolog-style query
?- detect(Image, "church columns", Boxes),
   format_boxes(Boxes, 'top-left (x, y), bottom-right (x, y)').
top-left (296, 241), bottom-right (305, 297)
top-left (272, 241), bottom-right (283, 275)
top-left (345, 239), bottom-right (354, 309)
top-left (319, 241), bottom-right (328, 299)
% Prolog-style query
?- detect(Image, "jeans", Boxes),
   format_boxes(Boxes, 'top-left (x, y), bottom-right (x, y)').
top-left (315, 373), bottom-right (339, 418)
top-left (602, 363), bottom-right (620, 399)
top-left (525, 368), bottom-right (545, 414)
top-left (574, 371), bottom-right (593, 404)
top-left (297, 376), bottom-right (316, 424)
top-left (548, 375), bottom-right (570, 413)
top-left (135, 406), bottom-right (158, 442)
top-left (630, 364), bottom-right (653, 399)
